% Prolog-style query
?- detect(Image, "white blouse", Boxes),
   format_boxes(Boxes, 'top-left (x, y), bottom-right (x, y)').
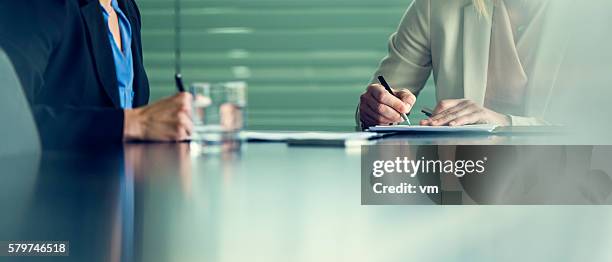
top-left (484, 0), bottom-right (549, 116)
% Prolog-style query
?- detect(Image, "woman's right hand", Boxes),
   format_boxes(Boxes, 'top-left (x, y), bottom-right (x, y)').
top-left (123, 92), bottom-right (194, 142)
top-left (359, 83), bottom-right (416, 128)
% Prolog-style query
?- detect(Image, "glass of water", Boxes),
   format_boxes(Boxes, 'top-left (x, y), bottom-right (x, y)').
top-left (190, 81), bottom-right (247, 142)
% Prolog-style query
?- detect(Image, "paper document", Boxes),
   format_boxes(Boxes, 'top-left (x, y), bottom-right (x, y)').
top-left (240, 131), bottom-right (382, 141)
top-left (368, 124), bottom-right (498, 133)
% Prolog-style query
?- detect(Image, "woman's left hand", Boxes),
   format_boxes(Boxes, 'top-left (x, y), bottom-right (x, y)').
top-left (420, 99), bottom-right (511, 126)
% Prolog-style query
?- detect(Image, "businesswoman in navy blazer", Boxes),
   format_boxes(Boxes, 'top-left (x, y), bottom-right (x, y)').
top-left (0, 0), bottom-right (192, 148)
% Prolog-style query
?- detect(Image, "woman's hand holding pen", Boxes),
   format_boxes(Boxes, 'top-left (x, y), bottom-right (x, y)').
top-left (420, 99), bottom-right (510, 126)
top-left (123, 92), bottom-right (194, 142)
top-left (359, 83), bottom-right (416, 127)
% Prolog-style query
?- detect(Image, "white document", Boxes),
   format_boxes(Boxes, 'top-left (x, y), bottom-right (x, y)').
top-left (368, 124), bottom-right (498, 133)
top-left (239, 131), bottom-right (381, 141)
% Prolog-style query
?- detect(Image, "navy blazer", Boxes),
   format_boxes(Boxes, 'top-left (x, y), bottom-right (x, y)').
top-left (0, 0), bottom-right (149, 148)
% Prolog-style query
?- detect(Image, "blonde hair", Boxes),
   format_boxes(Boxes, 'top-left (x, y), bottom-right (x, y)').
top-left (473, 0), bottom-right (489, 16)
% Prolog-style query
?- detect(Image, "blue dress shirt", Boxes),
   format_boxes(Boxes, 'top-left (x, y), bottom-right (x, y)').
top-left (101, 0), bottom-right (134, 109)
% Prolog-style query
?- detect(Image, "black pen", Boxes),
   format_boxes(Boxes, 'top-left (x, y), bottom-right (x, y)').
top-left (174, 73), bottom-right (185, 92)
top-left (422, 107), bottom-right (434, 117)
top-left (377, 75), bottom-right (410, 125)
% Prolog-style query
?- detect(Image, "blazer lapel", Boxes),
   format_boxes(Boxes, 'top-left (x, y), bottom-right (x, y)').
top-left (80, 0), bottom-right (121, 108)
top-left (462, 3), bottom-right (494, 105)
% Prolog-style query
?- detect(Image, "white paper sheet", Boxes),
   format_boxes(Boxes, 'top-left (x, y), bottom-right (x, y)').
top-left (240, 131), bottom-right (382, 141)
top-left (368, 124), bottom-right (498, 133)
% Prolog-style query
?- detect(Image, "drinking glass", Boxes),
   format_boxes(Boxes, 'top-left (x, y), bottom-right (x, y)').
top-left (190, 81), bottom-right (247, 142)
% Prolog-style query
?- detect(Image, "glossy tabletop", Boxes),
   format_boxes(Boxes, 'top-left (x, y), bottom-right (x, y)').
top-left (1, 130), bottom-right (612, 261)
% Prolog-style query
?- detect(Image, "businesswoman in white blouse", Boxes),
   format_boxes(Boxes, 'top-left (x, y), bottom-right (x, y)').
top-left (358, 0), bottom-right (575, 128)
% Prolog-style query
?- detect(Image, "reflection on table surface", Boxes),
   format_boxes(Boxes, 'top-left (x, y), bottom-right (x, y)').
top-left (1, 131), bottom-right (612, 261)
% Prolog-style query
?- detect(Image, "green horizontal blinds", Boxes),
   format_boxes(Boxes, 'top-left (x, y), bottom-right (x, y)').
top-left (138, 0), bottom-right (434, 130)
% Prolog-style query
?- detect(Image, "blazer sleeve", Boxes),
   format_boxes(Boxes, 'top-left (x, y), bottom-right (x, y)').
top-left (356, 0), bottom-right (433, 127)
top-left (0, 1), bottom-right (125, 149)
top-left (4, 43), bottom-right (125, 149)
top-left (372, 0), bottom-right (433, 91)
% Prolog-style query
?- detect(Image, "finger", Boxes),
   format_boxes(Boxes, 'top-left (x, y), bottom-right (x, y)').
top-left (171, 124), bottom-right (190, 142)
top-left (433, 99), bottom-right (465, 114)
top-left (361, 94), bottom-right (402, 123)
top-left (367, 84), bottom-right (409, 114)
top-left (430, 100), bottom-right (471, 122)
top-left (365, 94), bottom-right (404, 122)
top-left (360, 112), bottom-right (378, 127)
top-left (220, 103), bottom-right (240, 130)
top-left (362, 101), bottom-right (396, 125)
top-left (178, 128), bottom-right (190, 141)
top-left (173, 92), bottom-right (190, 104)
top-left (178, 112), bottom-right (193, 135)
top-left (420, 119), bottom-right (433, 126)
top-left (395, 89), bottom-right (417, 111)
top-left (177, 104), bottom-right (192, 118)
top-left (178, 92), bottom-right (192, 101)
top-left (431, 106), bottom-right (478, 126)
top-left (358, 99), bottom-right (381, 126)
top-left (169, 129), bottom-right (188, 142)
top-left (175, 93), bottom-right (193, 114)
top-left (194, 95), bottom-right (211, 108)
top-left (449, 111), bottom-right (482, 126)
top-left (171, 92), bottom-right (190, 103)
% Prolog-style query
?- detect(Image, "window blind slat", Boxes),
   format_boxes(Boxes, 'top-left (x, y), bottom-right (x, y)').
top-left (139, 0), bottom-right (435, 130)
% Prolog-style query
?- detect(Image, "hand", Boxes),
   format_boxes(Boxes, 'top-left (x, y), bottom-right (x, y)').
top-left (420, 99), bottom-right (511, 126)
top-left (123, 92), bottom-right (193, 141)
top-left (220, 103), bottom-right (243, 131)
top-left (359, 83), bottom-right (416, 127)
